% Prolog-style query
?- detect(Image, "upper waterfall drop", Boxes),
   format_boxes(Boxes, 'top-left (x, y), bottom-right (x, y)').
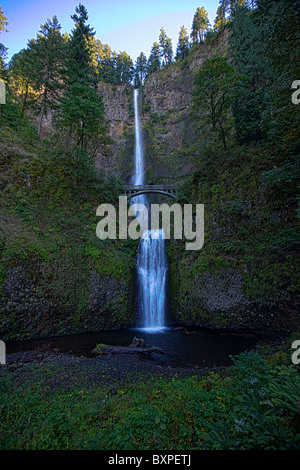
top-left (133, 88), bottom-right (144, 187)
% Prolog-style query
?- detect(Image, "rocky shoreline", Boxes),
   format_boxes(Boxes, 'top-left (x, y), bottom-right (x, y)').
top-left (2, 348), bottom-right (215, 393)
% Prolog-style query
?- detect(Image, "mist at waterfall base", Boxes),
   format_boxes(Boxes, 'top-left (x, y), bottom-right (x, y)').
top-left (132, 88), bottom-right (168, 332)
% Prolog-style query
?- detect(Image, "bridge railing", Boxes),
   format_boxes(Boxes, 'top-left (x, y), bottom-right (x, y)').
top-left (124, 184), bottom-right (177, 191)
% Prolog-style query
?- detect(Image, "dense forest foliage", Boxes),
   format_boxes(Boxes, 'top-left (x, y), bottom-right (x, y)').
top-left (1, 0), bottom-right (299, 149)
top-left (0, 0), bottom-right (299, 452)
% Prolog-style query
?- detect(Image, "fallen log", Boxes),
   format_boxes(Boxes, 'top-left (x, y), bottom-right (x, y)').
top-left (95, 345), bottom-right (165, 356)
top-left (92, 337), bottom-right (165, 356)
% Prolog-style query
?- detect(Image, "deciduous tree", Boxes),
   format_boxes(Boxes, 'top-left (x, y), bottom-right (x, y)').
top-left (193, 56), bottom-right (246, 150)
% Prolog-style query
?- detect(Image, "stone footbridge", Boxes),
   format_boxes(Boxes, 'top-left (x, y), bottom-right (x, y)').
top-left (124, 184), bottom-right (177, 199)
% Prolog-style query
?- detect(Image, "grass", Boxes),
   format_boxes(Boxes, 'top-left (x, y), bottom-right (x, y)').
top-left (0, 340), bottom-right (299, 450)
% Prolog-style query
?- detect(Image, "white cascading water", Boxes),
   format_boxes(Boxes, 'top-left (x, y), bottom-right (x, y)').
top-left (132, 88), bottom-right (168, 331)
top-left (133, 89), bottom-right (144, 187)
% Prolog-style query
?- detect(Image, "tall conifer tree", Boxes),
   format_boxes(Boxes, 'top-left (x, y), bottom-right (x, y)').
top-left (159, 28), bottom-right (173, 66)
top-left (191, 7), bottom-right (210, 43)
top-left (60, 4), bottom-right (105, 149)
top-left (176, 26), bottom-right (190, 60)
top-left (28, 16), bottom-right (66, 135)
top-left (147, 42), bottom-right (161, 74)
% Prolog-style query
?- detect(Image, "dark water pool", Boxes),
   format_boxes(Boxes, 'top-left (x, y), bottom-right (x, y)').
top-left (6, 326), bottom-right (266, 368)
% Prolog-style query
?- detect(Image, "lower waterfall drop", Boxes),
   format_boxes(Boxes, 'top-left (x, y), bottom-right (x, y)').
top-left (137, 229), bottom-right (168, 330)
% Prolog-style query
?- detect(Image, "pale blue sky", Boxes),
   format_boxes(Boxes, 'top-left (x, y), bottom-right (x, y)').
top-left (1, 0), bottom-right (220, 62)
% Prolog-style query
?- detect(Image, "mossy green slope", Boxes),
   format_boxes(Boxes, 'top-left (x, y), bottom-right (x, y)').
top-left (0, 124), bottom-right (136, 340)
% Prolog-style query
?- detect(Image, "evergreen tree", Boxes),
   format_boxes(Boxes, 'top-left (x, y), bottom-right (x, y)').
top-left (60, 4), bottom-right (104, 149)
top-left (95, 40), bottom-right (134, 85)
top-left (27, 16), bottom-right (66, 135)
top-left (216, 0), bottom-right (248, 20)
top-left (165, 37), bottom-right (173, 64)
top-left (159, 27), bottom-right (173, 66)
top-left (96, 40), bottom-right (117, 83)
top-left (8, 49), bottom-right (37, 117)
top-left (175, 26), bottom-right (190, 60)
top-left (229, 0), bottom-right (248, 17)
top-left (67, 4), bottom-right (97, 85)
top-left (147, 42), bottom-right (161, 74)
top-left (0, 42), bottom-right (7, 79)
top-left (158, 27), bottom-right (167, 63)
top-left (0, 3), bottom-right (8, 33)
top-left (229, 5), bottom-right (272, 143)
top-left (214, 6), bottom-right (228, 30)
top-left (191, 7), bottom-right (210, 43)
top-left (134, 52), bottom-right (147, 87)
top-left (0, 3), bottom-right (8, 79)
top-left (115, 51), bottom-right (134, 84)
top-left (256, 0), bottom-right (300, 147)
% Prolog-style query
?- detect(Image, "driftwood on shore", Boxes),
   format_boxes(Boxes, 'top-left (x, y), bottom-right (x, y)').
top-left (92, 337), bottom-right (165, 356)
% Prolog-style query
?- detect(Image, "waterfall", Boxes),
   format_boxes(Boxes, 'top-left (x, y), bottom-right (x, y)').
top-left (137, 229), bottom-right (168, 330)
top-left (133, 89), bottom-right (144, 187)
top-left (132, 88), bottom-right (168, 331)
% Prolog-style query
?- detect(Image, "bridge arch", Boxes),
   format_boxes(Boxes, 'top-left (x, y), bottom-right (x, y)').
top-left (124, 184), bottom-right (177, 200)
top-left (126, 190), bottom-right (177, 200)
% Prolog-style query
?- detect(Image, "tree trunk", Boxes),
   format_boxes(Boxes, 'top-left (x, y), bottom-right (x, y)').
top-left (38, 86), bottom-right (48, 136)
top-left (38, 102), bottom-right (45, 136)
top-left (217, 118), bottom-right (227, 151)
top-left (64, 125), bottom-right (70, 151)
top-left (21, 79), bottom-right (29, 118)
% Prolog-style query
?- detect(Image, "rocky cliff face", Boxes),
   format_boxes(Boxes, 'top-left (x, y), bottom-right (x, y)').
top-left (36, 30), bottom-right (230, 183)
top-left (0, 251), bottom-right (135, 340)
top-left (95, 82), bottom-right (134, 179)
top-left (168, 241), bottom-right (300, 335)
top-left (141, 29), bottom-right (230, 183)
top-left (96, 29), bottom-right (230, 184)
